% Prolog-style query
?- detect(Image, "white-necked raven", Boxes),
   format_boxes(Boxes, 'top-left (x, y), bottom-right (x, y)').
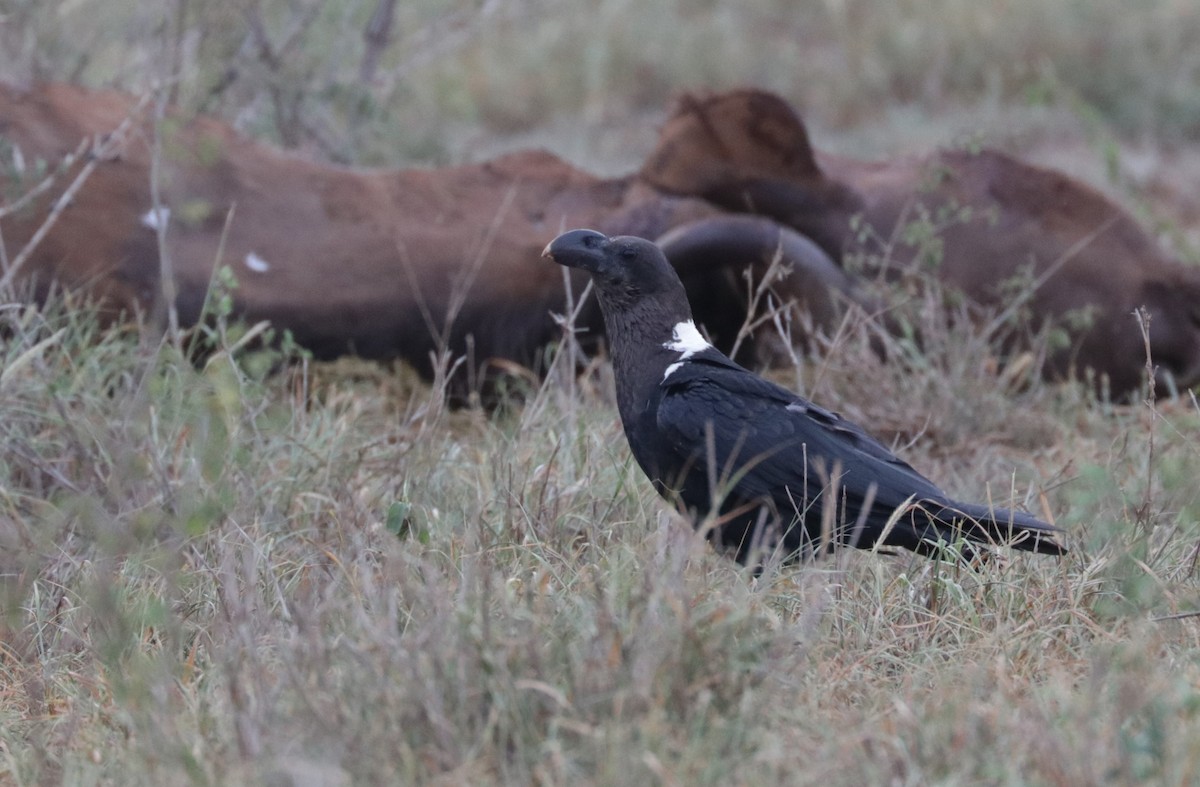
top-left (543, 228), bottom-right (1066, 564)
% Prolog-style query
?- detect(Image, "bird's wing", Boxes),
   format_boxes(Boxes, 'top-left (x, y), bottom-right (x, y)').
top-left (654, 357), bottom-right (947, 510)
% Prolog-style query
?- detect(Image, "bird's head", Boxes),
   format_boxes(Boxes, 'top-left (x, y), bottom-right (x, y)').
top-left (543, 228), bottom-right (702, 416)
top-left (542, 229), bottom-right (687, 309)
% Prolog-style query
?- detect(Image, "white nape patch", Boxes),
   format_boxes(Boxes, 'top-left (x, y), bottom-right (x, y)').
top-left (662, 319), bottom-right (710, 357)
top-left (661, 320), bottom-right (711, 381)
top-left (244, 251), bottom-right (270, 273)
top-left (140, 206), bottom-right (170, 231)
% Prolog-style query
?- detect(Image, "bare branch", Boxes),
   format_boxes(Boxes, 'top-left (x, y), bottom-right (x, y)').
top-left (359, 0), bottom-right (398, 84)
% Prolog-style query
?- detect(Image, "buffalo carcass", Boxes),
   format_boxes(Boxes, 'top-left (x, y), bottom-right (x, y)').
top-left (641, 89), bottom-right (1200, 397)
top-left (0, 82), bottom-right (848, 392)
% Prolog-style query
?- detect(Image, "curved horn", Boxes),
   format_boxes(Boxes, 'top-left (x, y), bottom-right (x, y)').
top-left (657, 215), bottom-right (874, 333)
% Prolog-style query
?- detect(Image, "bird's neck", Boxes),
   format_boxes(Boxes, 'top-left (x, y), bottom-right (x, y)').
top-left (600, 298), bottom-right (692, 423)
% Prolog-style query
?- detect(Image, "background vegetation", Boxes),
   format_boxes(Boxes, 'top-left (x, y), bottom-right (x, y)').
top-left (2, 1), bottom-right (1200, 783)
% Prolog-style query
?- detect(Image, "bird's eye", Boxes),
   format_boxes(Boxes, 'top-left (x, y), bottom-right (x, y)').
top-left (619, 246), bottom-right (637, 259)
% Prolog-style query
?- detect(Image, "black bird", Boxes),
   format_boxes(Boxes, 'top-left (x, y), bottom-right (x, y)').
top-left (543, 228), bottom-right (1066, 564)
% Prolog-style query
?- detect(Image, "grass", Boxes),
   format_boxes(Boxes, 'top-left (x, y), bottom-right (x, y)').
top-left (2, 284), bottom-right (1199, 784)
top-left (5, 0), bottom-right (1200, 169)
top-left (3, 1), bottom-right (1200, 783)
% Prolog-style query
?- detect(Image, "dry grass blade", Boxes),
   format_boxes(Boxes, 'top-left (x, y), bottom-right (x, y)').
top-left (3, 272), bottom-right (1196, 784)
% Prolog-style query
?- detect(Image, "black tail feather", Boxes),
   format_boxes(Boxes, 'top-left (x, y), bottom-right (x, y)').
top-left (921, 501), bottom-right (1067, 556)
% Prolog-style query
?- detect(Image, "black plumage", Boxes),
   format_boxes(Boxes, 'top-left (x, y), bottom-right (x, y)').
top-left (543, 228), bottom-right (1066, 564)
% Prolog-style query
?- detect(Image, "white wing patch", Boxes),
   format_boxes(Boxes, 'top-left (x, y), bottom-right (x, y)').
top-left (140, 207), bottom-right (170, 231)
top-left (244, 252), bottom-right (271, 273)
top-left (662, 319), bottom-right (711, 381)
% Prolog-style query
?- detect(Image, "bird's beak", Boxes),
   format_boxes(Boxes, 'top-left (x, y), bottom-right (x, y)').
top-left (542, 228), bottom-right (609, 271)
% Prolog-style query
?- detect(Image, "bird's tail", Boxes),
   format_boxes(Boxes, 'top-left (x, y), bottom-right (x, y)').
top-left (918, 500), bottom-right (1067, 556)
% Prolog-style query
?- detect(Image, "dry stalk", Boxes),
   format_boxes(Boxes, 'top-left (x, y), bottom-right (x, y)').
top-left (0, 138), bottom-right (88, 222)
top-left (727, 244), bottom-right (797, 362)
top-left (359, 0), bottom-right (398, 83)
top-left (1134, 306), bottom-right (1158, 537)
top-left (149, 90), bottom-right (181, 348)
top-left (0, 90), bottom-right (156, 293)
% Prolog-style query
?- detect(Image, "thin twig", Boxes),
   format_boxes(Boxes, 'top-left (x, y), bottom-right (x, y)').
top-left (1149, 610), bottom-right (1200, 622)
top-left (1134, 306), bottom-right (1157, 541)
top-left (360, 0), bottom-right (398, 83)
top-left (0, 91), bottom-right (156, 292)
top-left (150, 90), bottom-right (181, 348)
top-left (0, 138), bottom-right (88, 222)
top-left (979, 215), bottom-right (1119, 342)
